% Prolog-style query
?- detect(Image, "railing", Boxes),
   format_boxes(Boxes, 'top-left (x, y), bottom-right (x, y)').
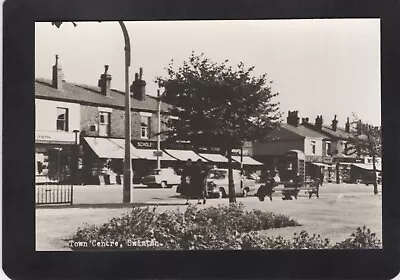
top-left (36, 175), bottom-right (73, 205)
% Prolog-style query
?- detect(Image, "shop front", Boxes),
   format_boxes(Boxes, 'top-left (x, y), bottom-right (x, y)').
top-left (35, 130), bottom-right (79, 184)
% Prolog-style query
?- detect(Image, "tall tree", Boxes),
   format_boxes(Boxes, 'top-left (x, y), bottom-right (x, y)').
top-left (346, 114), bottom-right (382, 194)
top-left (157, 52), bottom-right (281, 203)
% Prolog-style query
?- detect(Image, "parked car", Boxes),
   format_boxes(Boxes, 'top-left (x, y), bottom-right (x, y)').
top-left (141, 168), bottom-right (181, 188)
top-left (206, 168), bottom-right (258, 198)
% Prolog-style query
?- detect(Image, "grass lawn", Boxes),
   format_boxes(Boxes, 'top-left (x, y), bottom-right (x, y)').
top-left (36, 185), bottom-right (382, 251)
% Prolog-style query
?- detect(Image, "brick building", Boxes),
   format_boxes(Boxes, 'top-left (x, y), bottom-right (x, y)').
top-left (35, 56), bottom-right (175, 184)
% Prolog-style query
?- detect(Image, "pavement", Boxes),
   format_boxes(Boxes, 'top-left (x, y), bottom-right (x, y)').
top-left (36, 183), bottom-right (382, 251)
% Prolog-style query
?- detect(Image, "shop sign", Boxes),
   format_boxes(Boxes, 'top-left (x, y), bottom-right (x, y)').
top-left (305, 155), bottom-right (323, 162)
top-left (153, 151), bottom-right (163, 157)
top-left (35, 130), bottom-right (76, 144)
top-left (198, 146), bottom-right (221, 153)
top-left (133, 140), bottom-right (157, 149)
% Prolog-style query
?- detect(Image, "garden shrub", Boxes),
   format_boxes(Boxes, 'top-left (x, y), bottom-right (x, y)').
top-left (332, 225), bottom-right (382, 249)
top-left (70, 204), bottom-right (381, 250)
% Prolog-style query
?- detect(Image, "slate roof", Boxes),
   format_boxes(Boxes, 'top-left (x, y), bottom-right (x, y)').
top-left (303, 123), bottom-right (352, 140)
top-left (35, 78), bottom-right (172, 113)
top-left (260, 123), bottom-right (330, 142)
top-left (280, 123), bottom-right (329, 139)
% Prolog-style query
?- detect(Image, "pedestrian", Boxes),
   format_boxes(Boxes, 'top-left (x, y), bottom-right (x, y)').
top-left (319, 170), bottom-right (324, 186)
top-left (180, 159), bottom-right (194, 205)
top-left (256, 169), bottom-right (275, 202)
top-left (192, 159), bottom-right (209, 205)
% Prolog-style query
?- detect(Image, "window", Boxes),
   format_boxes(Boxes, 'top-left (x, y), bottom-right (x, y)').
top-left (99, 112), bottom-right (110, 136)
top-left (56, 107), bottom-right (68, 131)
top-left (325, 141), bottom-right (331, 156)
top-left (141, 115), bottom-right (151, 139)
top-left (343, 141), bottom-right (348, 155)
top-left (311, 141), bottom-right (316, 154)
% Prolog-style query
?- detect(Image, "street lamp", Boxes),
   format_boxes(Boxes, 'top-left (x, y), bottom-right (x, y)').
top-left (73, 129), bottom-right (80, 185)
top-left (52, 21), bottom-right (132, 202)
top-left (156, 89), bottom-right (162, 169)
top-left (118, 21), bottom-right (132, 203)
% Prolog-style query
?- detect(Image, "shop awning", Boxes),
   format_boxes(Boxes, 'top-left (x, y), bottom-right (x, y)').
top-left (198, 153), bottom-right (228, 163)
top-left (232, 156), bottom-right (263, 166)
top-left (164, 149), bottom-right (205, 162)
top-left (133, 149), bottom-right (176, 161)
top-left (310, 162), bottom-right (331, 167)
top-left (352, 163), bottom-right (382, 172)
top-left (84, 137), bottom-right (141, 159)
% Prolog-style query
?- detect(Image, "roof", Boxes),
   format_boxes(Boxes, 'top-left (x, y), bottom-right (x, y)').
top-left (199, 153), bottom-right (228, 163)
top-left (35, 78), bottom-right (172, 113)
top-left (280, 123), bottom-right (329, 139)
top-left (304, 123), bottom-right (352, 139)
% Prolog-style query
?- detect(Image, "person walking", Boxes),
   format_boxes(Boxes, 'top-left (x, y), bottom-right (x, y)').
top-left (192, 159), bottom-right (209, 204)
top-left (180, 159), bottom-right (194, 205)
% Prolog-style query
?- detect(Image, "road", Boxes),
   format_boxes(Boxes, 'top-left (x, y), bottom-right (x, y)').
top-left (67, 182), bottom-right (382, 205)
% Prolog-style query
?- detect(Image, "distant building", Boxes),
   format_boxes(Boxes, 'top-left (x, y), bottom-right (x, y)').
top-left (252, 111), bottom-right (333, 181)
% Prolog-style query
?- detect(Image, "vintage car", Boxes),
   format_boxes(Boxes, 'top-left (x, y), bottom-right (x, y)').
top-left (206, 168), bottom-right (258, 198)
top-left (141, 168), bottom-right (181, 188)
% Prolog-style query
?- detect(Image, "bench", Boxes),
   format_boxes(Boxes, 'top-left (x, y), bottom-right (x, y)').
top-left (256, 180), bottom-right (320, 201)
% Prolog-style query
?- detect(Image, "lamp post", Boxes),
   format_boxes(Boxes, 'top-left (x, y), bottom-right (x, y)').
top-left (73, 130), bottom-right (80, 185)
top-left (52, 21), bottom-right (132, 202)
top-left (157, 89), bottom-right (162, 169)
top-left (118, 21), bottom-right (132, 203)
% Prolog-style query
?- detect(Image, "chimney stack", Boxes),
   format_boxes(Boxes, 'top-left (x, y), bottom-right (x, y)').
top-left (301, 117), bottom-right (309, 125)
top-left (52, 54), bottom-right (64, 90)
top-left (331, 115), bottom-right (338, 131)
top-left (287, 110), bottom-right (300, 127)
top-left (315, 115), bottom-right (323, 130)
top-left (98, 65), bottom-right (112, 96)
top-left (130, 67), bottom-right (146, 101)
top-left (345, 117), bottom-right (350, 133)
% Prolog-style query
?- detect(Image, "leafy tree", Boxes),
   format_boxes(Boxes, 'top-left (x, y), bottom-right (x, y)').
top-left (346, 114), bottom-right (381, 194)
top-left (156, 52), bottom-right (281, 202)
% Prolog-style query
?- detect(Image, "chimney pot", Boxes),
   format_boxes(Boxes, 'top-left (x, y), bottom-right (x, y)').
top-left (98, 65), bottom-right (112, 96)
top-left (52, 54), bottom-right (63, 90)
top-left (131, 68), bottom-right (146, 101)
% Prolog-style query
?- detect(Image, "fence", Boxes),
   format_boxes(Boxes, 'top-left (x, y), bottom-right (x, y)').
top-left (36, 175), bottom-right (73, 205)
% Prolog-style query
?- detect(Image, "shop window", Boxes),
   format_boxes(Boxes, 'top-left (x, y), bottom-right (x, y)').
top-left (56, 107), bottom-right (69, 131)
top-left (99, 112), bottom-right (110, 136)
top-left (141, 116), bottom-right (151, 139)
top-left (311, 141), bottom-right (316, 154)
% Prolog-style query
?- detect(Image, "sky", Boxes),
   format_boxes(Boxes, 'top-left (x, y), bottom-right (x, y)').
top-left (35, 19), bottom-right (381, 126)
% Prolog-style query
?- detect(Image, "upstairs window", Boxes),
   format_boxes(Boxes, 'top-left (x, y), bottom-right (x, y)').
top-left (99, 112), bottom-right (110, 136)
top-left (141, 115), bottom-right (151, 139)
top-left (311, 141), bottom-right (316, 155)
top-left (325, 141), bottom-right (331, 156)
top-left (56, 107), bottom-right (69, 131)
